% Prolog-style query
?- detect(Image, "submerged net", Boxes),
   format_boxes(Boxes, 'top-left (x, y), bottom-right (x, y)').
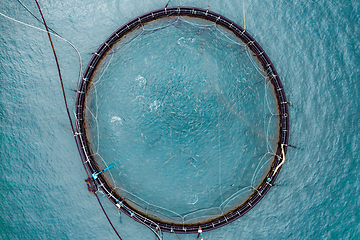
top-left (83, 15), bottom-right (280, 226)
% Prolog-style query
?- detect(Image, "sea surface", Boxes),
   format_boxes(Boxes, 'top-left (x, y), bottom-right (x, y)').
top-left (1, 0), bottom-right (359, 239)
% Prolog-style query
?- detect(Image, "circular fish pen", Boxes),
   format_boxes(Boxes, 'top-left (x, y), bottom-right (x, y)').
top-left (75, 7), bottom-right (289, 234)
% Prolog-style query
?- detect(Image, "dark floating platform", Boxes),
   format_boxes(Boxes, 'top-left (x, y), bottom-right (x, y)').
top-left (75, 7), bottom-right (289, 234)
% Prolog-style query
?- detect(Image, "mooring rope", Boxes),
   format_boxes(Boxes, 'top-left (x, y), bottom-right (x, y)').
top-left (94, 192), bottom-right (122, 239)
top-left (273, 144), bottom-right (286, 176)
top-left (33, 1), bottom-right (121, 239)
top-left (242, 0), bottom-right (246, 30)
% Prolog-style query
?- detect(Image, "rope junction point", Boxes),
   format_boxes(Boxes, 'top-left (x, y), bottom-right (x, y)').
top-left (74, 6), bottom-right (290, 235)
top-left (85, 177), bottom-right (97, 193)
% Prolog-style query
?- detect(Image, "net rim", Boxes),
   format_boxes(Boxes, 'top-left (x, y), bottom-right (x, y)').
top-left (74, 6), bottom-right (289, 234)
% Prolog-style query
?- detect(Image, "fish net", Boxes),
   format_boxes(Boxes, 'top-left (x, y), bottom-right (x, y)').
top-left (77, 9), bottom-right (287, 231)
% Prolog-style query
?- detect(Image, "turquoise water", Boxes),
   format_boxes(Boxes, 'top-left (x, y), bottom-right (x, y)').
top-left (1, 0), bottom-right (359, 239)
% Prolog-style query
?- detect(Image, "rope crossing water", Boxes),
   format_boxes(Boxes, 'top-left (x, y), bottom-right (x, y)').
top-left (33, 1), bottom-right (122, 239)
